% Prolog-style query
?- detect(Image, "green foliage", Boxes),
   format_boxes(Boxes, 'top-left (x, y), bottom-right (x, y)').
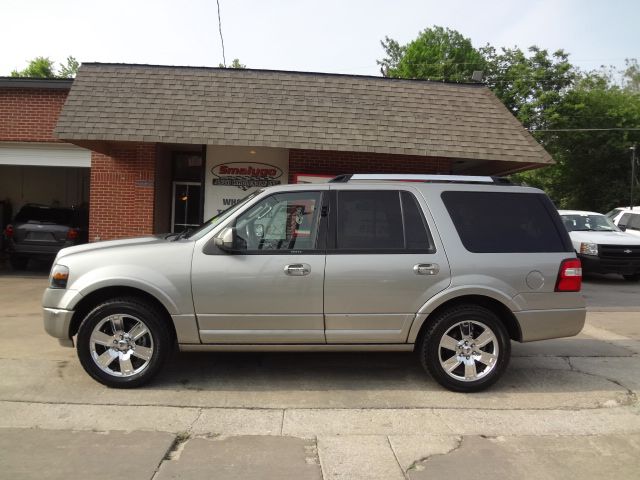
top-left (378, 26), bottom-right (486, 82)
top-left (10, 55), bottom-right (79, 78)
top-left (517, 73), bottom-right (640, 211)
top-left (218, 58), bottom-right (246, 69)
top-left (11, 56), bottom-right (56, 78)
top-left (377, 26), bottom-right (640, 213)
top-left (58, 56), bottom-right (79, 78)
top-left (481, 46), bottom-right (576, 129)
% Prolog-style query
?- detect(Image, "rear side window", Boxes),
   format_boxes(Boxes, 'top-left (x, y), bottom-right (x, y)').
top-left (619, 213), bottom-right (632, 228)
top-left (335, 190), bottom-right (434, 252)
top-left (628, 214), bottom-right (640, 231)
top-left (441, 191), bottom-right (569, 253)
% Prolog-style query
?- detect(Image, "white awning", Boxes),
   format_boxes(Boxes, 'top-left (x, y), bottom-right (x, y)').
top-left (0, 142), bottom-right (90, 168)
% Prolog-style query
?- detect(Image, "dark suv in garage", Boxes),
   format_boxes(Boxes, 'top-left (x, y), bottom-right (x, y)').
top-left (4, 204), bottom-right (88, 270)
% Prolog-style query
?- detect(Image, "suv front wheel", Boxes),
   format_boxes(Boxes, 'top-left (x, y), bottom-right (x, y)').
top-left (76, 297), bottom-right (171, 388)
top-left (419, 304), bottom-right (511, 392)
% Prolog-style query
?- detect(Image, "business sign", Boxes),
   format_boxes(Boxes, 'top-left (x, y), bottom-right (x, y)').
top-left (204, 146), bottom-right (289, 219)
top-left (211, 162), bottom-right (284, 191)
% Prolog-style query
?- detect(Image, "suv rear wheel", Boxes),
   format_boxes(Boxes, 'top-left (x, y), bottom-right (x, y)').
top-left (76, 297), bottom-right (171, 388)
top-left (419, 304), bottom-right (510, 392)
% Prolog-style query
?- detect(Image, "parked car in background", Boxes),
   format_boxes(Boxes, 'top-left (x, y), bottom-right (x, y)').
top-left (4, 204), bottom-right (88, 270)
top-left (609, 208), bottom-right (640, 239)
top-left (559, 210), bottom-right (640, 281)
top-left (605, 206), bottom-right (640, 223)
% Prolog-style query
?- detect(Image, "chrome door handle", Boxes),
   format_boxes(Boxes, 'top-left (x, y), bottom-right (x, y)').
top-left (414, 263), bottom-right (439, 275)
top-left (284, 263), bottom-right (311, 276)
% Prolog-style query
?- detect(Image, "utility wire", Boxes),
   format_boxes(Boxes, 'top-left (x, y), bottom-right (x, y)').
top-left (216, 0), bottom-right (226, 67)
top-left (528, 128), bottom-right (640, 132)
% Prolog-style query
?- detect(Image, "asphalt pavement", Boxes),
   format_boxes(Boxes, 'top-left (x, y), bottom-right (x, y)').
top-left (0, 271), bottom-right (639, 479)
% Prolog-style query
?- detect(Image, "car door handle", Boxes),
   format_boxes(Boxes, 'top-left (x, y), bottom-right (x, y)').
top-left (414, 263), bottom-right (439, 275)
top-left (284, 263), bottom-right (311, 276)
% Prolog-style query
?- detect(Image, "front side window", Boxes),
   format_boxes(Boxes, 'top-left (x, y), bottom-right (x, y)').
top-left (234, 191), bottom-right (322, 251)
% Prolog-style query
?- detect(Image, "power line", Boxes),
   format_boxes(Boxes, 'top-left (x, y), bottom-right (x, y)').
top-left (216, 0), bottom-right (226, 68)
top-left (529, 128), bottom-right (640, 132)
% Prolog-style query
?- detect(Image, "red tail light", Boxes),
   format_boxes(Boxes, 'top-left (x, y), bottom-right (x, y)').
top-left (4, 224), bottom-right (13, 238)
top-left (66, 228), bottom-right (79, 241)
top-left (555, 258), bottom-right (582, 292)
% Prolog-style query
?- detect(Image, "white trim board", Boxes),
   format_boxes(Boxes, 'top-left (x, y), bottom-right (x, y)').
top-left (0, 142), bottom-right (90, 168)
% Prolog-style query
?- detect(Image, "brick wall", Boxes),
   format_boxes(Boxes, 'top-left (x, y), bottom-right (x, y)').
top-left (89, 143), bottom-right (157, 241)
top-left (0, 87), bottom-right (68, 142)
top-left (288, 149), bottom-right (453, 181)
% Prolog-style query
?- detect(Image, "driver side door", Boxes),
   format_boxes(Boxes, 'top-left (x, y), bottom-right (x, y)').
top-left (191, 189), bottom-right (328, 344)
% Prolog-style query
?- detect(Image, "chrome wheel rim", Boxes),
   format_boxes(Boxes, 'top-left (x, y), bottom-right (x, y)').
top-left (89, 314), bottom-right (154, 378)
top-left (438, 320), bottom-right (499, 382)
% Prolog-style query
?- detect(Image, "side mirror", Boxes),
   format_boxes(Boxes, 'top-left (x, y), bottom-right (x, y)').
top-left (214, 227), bottom-right (236, 252)
top-left (619, 225), bottom-right (627, 231)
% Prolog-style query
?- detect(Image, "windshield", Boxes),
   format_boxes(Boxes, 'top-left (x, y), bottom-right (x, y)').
top-left (182, 190), bottom-right (263, 240)
top-left (561, 214), bottom-right (620, 232)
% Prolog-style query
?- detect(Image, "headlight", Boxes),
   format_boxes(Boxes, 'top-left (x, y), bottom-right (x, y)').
top-left (50, 265), bottom-right (69, 289)
top-left (579, 242), bottom-right (598, 256)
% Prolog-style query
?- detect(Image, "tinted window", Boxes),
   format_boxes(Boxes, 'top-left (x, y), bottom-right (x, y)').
top-left (337, 191), bottom-right (403, 250)
top-left (234, 191), bottom-right (322, 251)
top-left (619, 213), bottom-right (632, 227)
top-left (15, 205), bottom-right (74, 226)
top-left (628, 214), bottom-right (640, 231)
top-left (441, 191), bottom-right (568, 253)
top-left (401, 191), bottom-right (434, 251)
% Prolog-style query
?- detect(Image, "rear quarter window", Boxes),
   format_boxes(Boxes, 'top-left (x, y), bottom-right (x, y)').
top-left (441, 191), bottom-right (571, 253)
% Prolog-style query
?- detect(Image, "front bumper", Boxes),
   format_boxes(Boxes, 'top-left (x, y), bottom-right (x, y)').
top-left (515, 308), bottom-right (586, 342)
top-left (43, 307), bottom-right (74, 347)
top-left (579, 253), bottom-right (640, 276)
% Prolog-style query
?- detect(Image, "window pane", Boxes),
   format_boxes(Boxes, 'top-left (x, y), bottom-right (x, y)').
top-left (441, 191), bottom-right (568, 253)
top-left (628, 214), bottom-right (640, 230)
top-left (401, 191), bottom-right (434, 251)
top-left (618, 213), bottom-right (631, 227)
top-left (235, 192), bottom-right (322, 251)
top-left (337, 191), bottom-right (403, 250)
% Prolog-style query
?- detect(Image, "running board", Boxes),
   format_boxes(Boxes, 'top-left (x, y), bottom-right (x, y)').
top-left (179, 344), bottom-right (414, 352)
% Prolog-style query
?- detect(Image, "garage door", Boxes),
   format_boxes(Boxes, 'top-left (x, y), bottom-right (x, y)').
top-left (0, 142), bottom-right (90, 167)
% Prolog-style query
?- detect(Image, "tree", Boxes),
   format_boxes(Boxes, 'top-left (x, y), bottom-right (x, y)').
top-left (516, 72), bottom-right (640, 211)
top-left (58, 56), bottom-right (80, 78)
top-left (376, 26), bottom-right (640, 212)
top-left (10, 55), bottom-right (79, 78)
top-left (378, 26), bottom-right (486, 82)
top-left (11, 56), bottom-right (55, 78)
top-left (481, 46), bottom-right (576, 130)
top-left (218, 58), bottom-right (246, 69)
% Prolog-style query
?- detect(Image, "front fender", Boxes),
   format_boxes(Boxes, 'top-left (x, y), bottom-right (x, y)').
top-left (65, 265), bottom-right (192, 315)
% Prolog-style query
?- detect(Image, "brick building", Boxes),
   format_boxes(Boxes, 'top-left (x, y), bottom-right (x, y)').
top-left (2, 64), bottom-right (553, 241)
top-left (0, 78), bottom-right (89, 235)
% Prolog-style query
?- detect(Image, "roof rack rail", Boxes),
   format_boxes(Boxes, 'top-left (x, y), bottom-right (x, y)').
top-left (328, 174), bottom-right (513, 185)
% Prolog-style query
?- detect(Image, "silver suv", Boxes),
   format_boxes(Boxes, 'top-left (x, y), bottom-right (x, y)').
top-left (43, 175), bottom-right (586, 392)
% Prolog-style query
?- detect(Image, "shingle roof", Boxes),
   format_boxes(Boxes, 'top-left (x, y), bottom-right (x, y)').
top-left (54, 63), bottom-right (552, 164)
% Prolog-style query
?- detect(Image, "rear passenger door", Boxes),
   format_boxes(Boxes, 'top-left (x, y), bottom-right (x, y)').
top-left (323, 186), bottom-right (450, 343)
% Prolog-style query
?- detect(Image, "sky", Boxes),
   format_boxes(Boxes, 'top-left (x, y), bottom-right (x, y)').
top-left (1, 0), bottom-right (637, 77)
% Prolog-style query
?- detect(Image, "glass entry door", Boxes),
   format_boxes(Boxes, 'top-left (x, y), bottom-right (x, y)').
top-left (172, 182), bottom-right (202, 233)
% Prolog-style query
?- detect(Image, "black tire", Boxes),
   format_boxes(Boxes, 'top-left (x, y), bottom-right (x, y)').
top-left (9, 256), bottom-right (28, 270)
top-left (623, 274), bottom-right (640, 282)
top-left (418, 304), bottom-right (511, 393)
top-left (76, 297), bottom-right (171, 388)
